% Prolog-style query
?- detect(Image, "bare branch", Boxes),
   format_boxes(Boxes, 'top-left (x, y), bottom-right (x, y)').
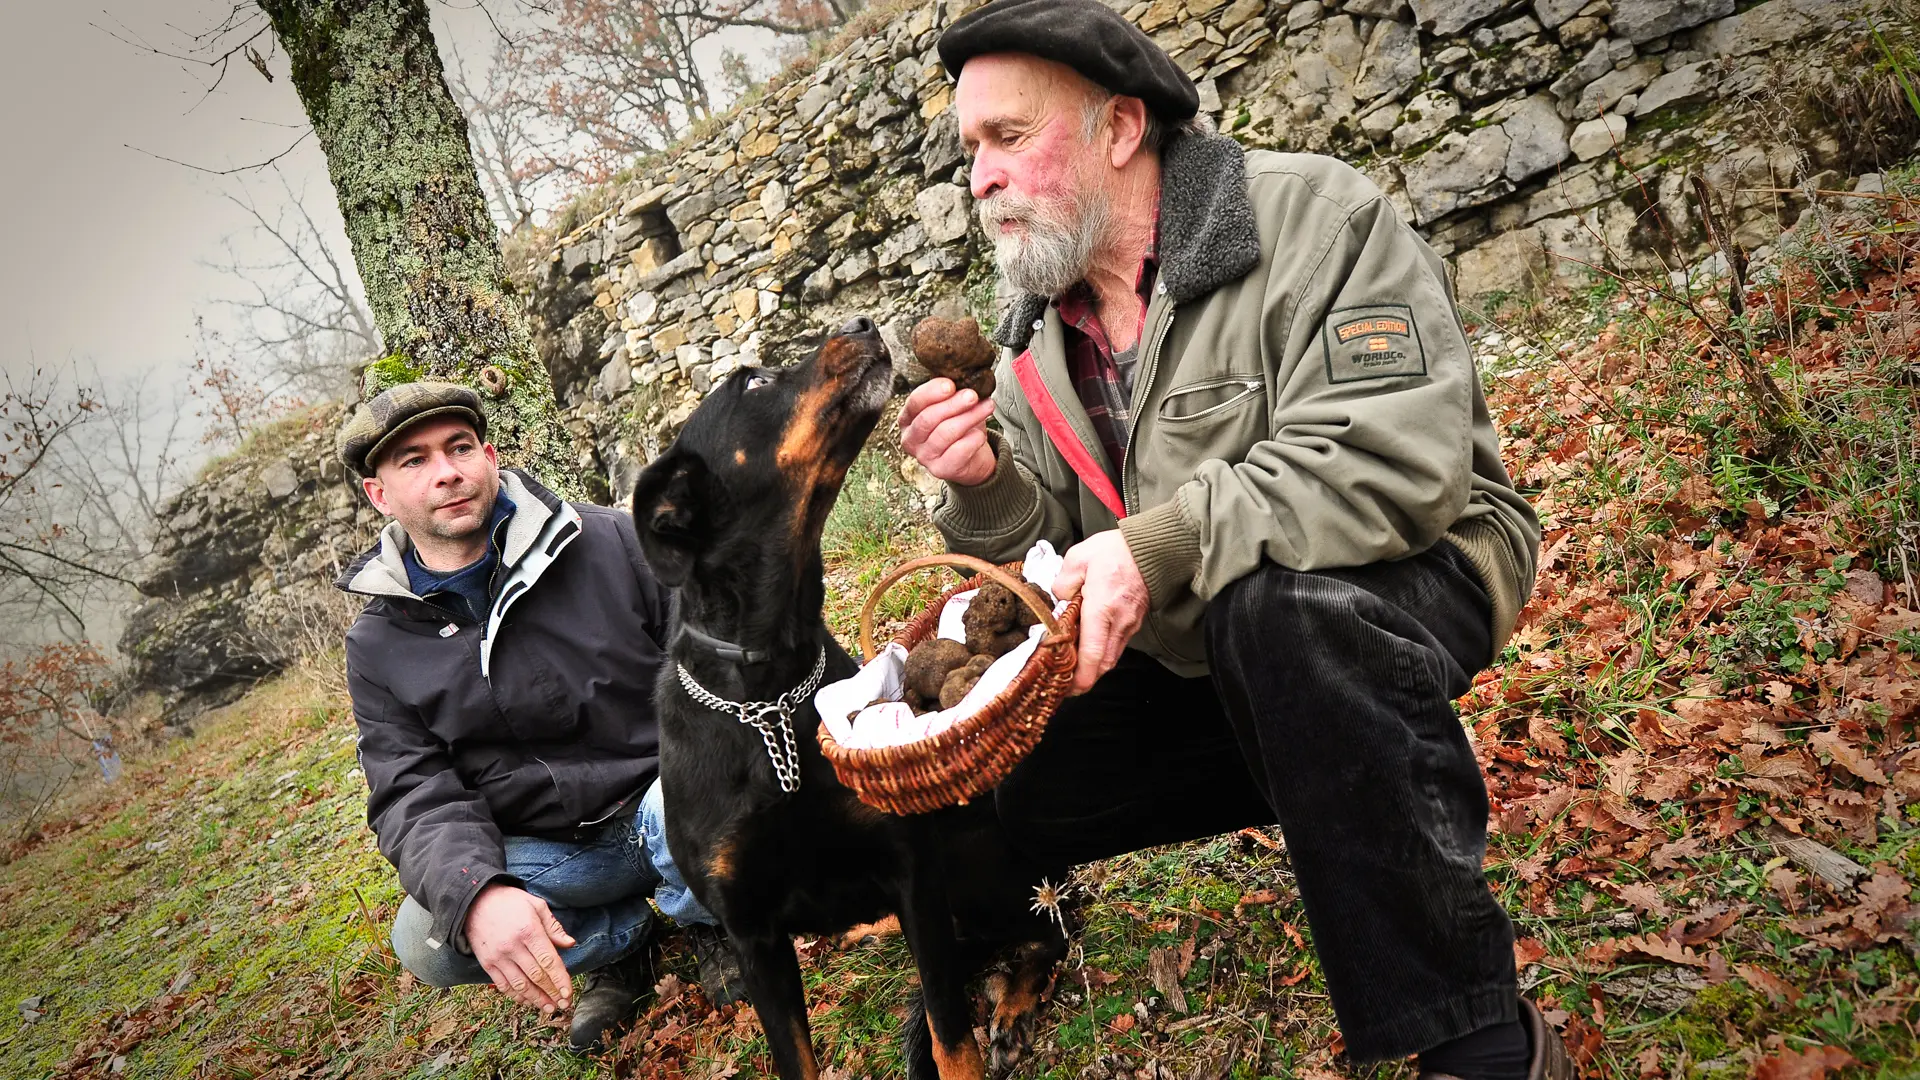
top-left (122, 129), bottom-right (314, 177)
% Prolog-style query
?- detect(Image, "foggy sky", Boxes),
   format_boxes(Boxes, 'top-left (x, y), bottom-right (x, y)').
top-left (0, 1), bottom-right (506, 391)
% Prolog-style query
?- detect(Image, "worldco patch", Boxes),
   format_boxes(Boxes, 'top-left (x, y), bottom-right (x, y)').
top-left (1323, 304), bottom-right (1425, 383)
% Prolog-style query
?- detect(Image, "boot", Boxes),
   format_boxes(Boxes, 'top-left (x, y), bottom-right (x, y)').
top-left (684, 922), bottom-right (747, 1007)
top-left (1418, 998), bottom-right (1574, 1080)
top-left (568, 948), bottom-right (653, 1053)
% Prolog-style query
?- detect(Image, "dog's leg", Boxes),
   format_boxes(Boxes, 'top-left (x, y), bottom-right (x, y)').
top-left (986, 935), bottom-right (1066, 1077)
top-left (898, 828), bottom-right (986, 1080)
top-left (732, 929), bottom-right (820, 1080)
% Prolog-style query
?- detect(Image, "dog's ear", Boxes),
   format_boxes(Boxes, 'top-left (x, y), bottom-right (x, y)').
top-left (631, 449), bottom-right (708, 588)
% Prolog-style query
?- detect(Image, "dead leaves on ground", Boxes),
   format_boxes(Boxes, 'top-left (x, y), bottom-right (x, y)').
top-left (1479, 211), bottom-right (1920, 1071)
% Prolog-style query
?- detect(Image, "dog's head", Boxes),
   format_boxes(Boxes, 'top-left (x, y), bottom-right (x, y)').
top-left (632, 317), bottom-right (893, 591)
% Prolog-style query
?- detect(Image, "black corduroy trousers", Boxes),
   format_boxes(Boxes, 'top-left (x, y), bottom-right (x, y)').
top-left (993, 541), bottom-right (1517, 1061)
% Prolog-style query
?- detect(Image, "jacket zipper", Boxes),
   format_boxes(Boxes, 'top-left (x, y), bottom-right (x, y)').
top-left (1120, 298), bottom-right (1176, 517)
top-left (1160, 377), bottom-right (1266, 422)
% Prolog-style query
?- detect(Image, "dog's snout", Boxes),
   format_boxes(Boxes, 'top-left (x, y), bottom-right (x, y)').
top-left (837, 316), bottom-right (875, 336)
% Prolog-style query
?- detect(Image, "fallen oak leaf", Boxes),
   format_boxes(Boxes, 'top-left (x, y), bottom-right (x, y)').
top-left (1513, 936), bottom-right (1548, 970)
top-left (1236, 827), bottom-right (1284, 852)
top-left (1650, 836), bottom-right (1707, 871)
top-left (1810, 729), bottom-right (1891, 785)
top-left (1615, 933), bottom-right (1708, 968)
top-left (1753, 1044), bottom-right (1854, 1080)
top-left (1234, 889), bottom-right (1280, 917)
top-left (1736, 963), bottom-right (1803, 1003)
top-left (1615, 881), bottom-right (1670, 918)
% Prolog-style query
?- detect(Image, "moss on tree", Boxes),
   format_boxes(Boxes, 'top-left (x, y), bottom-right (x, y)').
top-left (256, 0), bottom-right (581, 496)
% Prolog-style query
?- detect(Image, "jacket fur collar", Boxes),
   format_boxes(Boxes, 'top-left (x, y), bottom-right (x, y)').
top-left (992, 129), bottom-right (1263, 352)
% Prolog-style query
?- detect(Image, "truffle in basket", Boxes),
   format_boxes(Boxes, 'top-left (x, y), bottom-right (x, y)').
top-left (964, 580), bottom-right (1046, 658)
top-left (904, 638), bottom-right (971, 711)
top-left (939, 654), bottom-right (996, 710)
top-left (912, 315), bottom-right (998, 399)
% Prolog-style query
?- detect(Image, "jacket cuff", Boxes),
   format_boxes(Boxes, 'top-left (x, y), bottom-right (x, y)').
top-left (939, 431), bottom-right (1039, 534)
top-left (440, 871), bottom-right (520, 955)
top-left (1118, 494), bottom-right (1203, 611)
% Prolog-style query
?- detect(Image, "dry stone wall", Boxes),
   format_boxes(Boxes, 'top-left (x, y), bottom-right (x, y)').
top-left (518, 0), bottom-right (1889, 497)
top-left (122, 0), bottom-right (1899, 715)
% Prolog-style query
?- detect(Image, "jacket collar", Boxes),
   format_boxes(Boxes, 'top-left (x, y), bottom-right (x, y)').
top-left (993, 129), bottom-right (1263, 352)
top-left (336, 468), bottom-right (564, 602)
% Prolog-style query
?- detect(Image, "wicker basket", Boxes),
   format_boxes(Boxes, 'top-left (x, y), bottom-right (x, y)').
top-left (816, 554), bottom-right (1079, 815)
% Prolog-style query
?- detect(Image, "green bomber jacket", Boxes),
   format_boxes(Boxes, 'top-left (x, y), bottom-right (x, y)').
top-left (932, 130), bottom-right (1541, 677)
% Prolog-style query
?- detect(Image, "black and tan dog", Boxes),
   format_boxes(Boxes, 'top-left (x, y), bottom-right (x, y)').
top-left (631, 317), bottom-right (1066, 1080)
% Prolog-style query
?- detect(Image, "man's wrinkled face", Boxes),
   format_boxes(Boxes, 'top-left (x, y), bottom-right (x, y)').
top-left (957, 53), bottom-right (1113, 297)
top-left (361, 416), bottom-right (500, 547)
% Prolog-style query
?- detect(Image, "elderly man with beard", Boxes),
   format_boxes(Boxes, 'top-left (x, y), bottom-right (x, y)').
top-left (899, 3), bottom-right (1560, 1079)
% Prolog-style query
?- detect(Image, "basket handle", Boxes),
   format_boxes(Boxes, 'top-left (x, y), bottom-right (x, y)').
top-left (858, 554), bottom-right (1062, 662)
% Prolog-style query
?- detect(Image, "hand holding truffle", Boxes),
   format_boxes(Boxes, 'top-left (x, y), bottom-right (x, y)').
top-left (900, 315), bottom-right (1000, 487)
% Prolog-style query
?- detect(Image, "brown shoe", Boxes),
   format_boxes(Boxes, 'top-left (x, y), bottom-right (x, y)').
top-left (1420, 999), bottom-right (1575, 1080)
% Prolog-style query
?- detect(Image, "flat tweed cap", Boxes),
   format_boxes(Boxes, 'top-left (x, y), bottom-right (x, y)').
top-left (337, 381), bottom-right (488, 478)
top-left (938, 0), bottom-right (1198, 121)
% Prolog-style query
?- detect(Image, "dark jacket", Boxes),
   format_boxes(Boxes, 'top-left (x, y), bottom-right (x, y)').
top-left (338, 469), bottom-right (670, 953)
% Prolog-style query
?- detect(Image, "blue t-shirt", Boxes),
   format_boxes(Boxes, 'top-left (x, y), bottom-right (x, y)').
top-left (403, 491), bottom-right (516, 624)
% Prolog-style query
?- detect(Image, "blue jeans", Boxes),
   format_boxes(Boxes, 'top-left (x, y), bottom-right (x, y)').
top-left (392, 778), bottom-right (714, 986)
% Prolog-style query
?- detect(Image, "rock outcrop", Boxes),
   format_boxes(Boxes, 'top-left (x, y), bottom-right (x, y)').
top-left (121, 405), bottom-right (378, 720)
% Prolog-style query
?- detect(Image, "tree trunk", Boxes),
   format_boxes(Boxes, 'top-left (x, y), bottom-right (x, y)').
top-left (256, 0), bottom-right (579, 493)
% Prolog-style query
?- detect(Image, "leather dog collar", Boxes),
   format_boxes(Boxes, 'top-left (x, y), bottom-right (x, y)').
top-left (677, 622), bottom-right (772, 665)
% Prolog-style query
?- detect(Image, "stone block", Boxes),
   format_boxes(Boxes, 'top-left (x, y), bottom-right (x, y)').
top-left (1695, 0), bottom-right (1822, 57)
top-left (1286, 0), bottom-right (1323, 31)
top-left (1409, 0), bottom-right (1507, 36)
top-left (1534, 0), bottom-right (1585, 29)
top-left (666, 193), bottom-right (715, 231)
top-left (1633, 60), bottom-right (1717, 117)
top-left (1610, 0), bottom-right (1732, 44)
top-left (1501, 94), bottom-right (1571, 182)
top-left (1455, 40), bottom-right (1563, 101)
top-left (1569, 113), bottom-right (1629, 159)
top-left (625, 290), bottom-right (660, 326)
top-left (915, 183), bottom-right (972, 244)
top-left (650, 325), bottom-right (689, 354)
top-left (1556, 15), bottom-right (1607, 48)
top-left (1392, 89), bottom-right (1461, 150)
top-left (797, 83), bottom-right (836, 125)
top-left (1343, 0), bottom-right (1408, 17)
top-left (1403, 125), bottom-right (1512, 224)
top-left (1353, 17), bottom-right (1422, 102)
top-left (1569, 56), bottom-right (1660, 119)
top-left (261, 460), bottom-right (298, 501)
top-left (598, 355), bottom-right (633, 399)
top-left (1452, 226), bottom-right (1548, 299)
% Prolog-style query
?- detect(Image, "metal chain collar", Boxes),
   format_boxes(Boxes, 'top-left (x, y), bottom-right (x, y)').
top-left (675, 647), bottom-right (826, 794)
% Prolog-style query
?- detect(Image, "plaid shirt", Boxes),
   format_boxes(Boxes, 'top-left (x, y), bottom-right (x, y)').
top-left (1053, 233), bottom-right (1160, 482)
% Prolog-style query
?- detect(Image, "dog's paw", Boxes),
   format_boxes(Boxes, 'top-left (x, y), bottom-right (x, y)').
top-left (986, 970), bottom-right (1048, 1078)
top-left (834, 914), bottom-right (901, 951)
top-left (987, 1009), bottom-right (1035, 1078)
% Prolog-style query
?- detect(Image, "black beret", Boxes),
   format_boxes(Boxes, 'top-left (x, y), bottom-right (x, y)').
top-left (938, 0), bottom-right (1199, 122)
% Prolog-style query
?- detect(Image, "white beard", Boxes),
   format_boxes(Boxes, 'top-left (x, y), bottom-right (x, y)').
top-left (979, 181), bottom-right (1112, 298)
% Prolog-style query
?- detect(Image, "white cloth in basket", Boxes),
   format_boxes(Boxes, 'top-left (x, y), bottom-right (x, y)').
top-left (816, 541), bottom-right (1066, 750)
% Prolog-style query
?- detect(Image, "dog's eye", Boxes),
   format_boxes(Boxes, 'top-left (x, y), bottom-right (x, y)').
top-left (744, 371), bottom-right (774, 391)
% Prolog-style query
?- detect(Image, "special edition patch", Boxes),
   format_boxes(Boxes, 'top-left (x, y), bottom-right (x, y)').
top-left (1323, 304), bottom-right (1425, 383)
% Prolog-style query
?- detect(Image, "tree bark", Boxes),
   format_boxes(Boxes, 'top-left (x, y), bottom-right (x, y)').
top-left (256, 0), bottom-right (579, 493)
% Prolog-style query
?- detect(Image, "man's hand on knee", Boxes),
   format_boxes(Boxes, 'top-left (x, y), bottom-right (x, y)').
top-left (1054, 530), bottom-right (1148, 694)
top-left (466, 883), bottom-right (577, 1015)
